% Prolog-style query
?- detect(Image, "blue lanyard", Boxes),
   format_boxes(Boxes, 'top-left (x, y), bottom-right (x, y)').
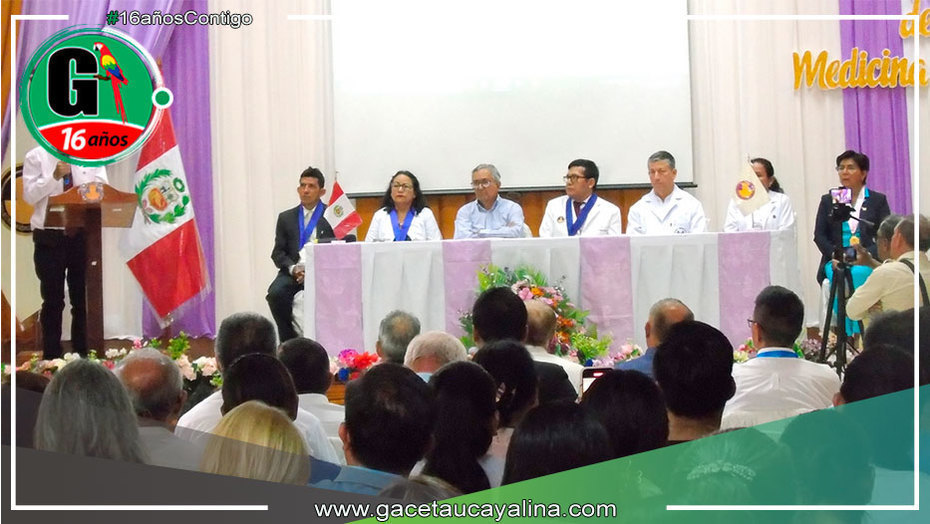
top-left (566, 194), bottom-right (597, 236)
top-left (390, 208), bottom-right (415, 241)
top-left (757, 350), bottom-right (798, 359)
top-left (298, 202), bottom-right (324, 249)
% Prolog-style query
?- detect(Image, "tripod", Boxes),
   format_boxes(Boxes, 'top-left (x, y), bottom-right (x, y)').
top-left (819, 259), bottom-right (862, 376)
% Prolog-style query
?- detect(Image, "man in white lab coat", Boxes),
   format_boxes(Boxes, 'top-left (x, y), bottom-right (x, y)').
top-left (538, 159), bottom-right (622, 237)
top-left (626, 150), bottom-right (707, 235)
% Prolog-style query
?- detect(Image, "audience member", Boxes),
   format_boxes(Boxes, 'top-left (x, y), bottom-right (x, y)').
top-left (850, 214), bottom-right (904, 269)
top-left (116, 348), bottom-right (203, 470)
top-left (5, 371), bottom-right (50, 448)
top-left (723, 286), bottom-right (840, 428)
top-left (472, 340), bottom-right (538, 466)
top-left (781, 409), bottom-right (874, 520)
top-left (616, 298), bottom-right (694, 378)
top-left (847, 214), bottom-right (930, 322)
top-left (200, 400), bottom-right (309, 485)
top-left (175, 313), bottom-right (338, 463)
top-left (379, 475), bottom-right (462, 503)
top-left (277, 337), bottom-right (345, 439)
top-left (403, 331), bottom-right (468, 381)
top-left (626, 150), bottom-right (707, 235)
top-left (538, 159), bottom-right (622, 237)
top-left (220, 353), bottom-right (299, 419)
top-left (864, 308), bottom-right (917, 355)
top-left (524, 300), bottom-right (584, 395)
top-left (34, 359), bottom-right (146, 462)
top-left (472, 287), bottom-right (576, 403)
top-left (376, 310), bottom-right (421, 364)
top-left (453, 164), bottom-right (526, 239)
top-left (654, 321), bottom-right (735, 443)
top-left (422, 361), bottom-right (500, 493)
top-left (315, 363), bottom-right (435, 495)
top-left (580, 369), bottom-right (668, 459)
top-left (668, 427), bottom-right (796, 507)
top-left (502, 401), bottom-right (612, 485)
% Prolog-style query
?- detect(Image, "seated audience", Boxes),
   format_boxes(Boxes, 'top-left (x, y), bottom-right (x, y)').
top-left (472, 287), bottom-right (576, 403)
top-left (453, 164), bottom-right (526, 239)
top-left (472, 340), bottom-right (538, 466)
top-left (34, 359), bottom-right (146, 463)
top-left (175, 312), bottom-right (338, 463)
top-left (524, 300), bottom-right (584, 395)
top-left (502, 401), bottom-right (612, 485)
top-left (616, 297), bottom-right (694, 379)
top-left (580, 369), bottom-right (668, 459)
top-left (220, 353), bottom-right (299, 419)
top-left (315, 363), bottom-right (436, 495)
top-left (654, 321), bottom-right (735, 443)
top-left (116, 348), bottom-right (203, 470)
top-left (723, 286), bottom-right (840, 429)
top-left (3, 371), bottom-right (50, 448)
top-left (379, 475), bottom-right (462, 502)
top-left (277, 337), bottom-right (345, 438)
top-left (365, 170), bottom-right (441, 241)
top-left (668, 427), bottom-right (796, 506)
top-left (864, 307), bottom-right (928, 377)
top-left (780, 409), bottom-right (874, 520)
top-left (403, 330), bottom-right (468, 381)
top-left (376, 310), bottom-right (421, 364)
top-left (847, 214), bottom-right (930, 322)
top-left (422, 361), bottom-right (500, 492)
top-left (200, 400), bottom-right (309, 485)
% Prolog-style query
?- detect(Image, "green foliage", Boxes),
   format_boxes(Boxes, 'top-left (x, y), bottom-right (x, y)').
top-left (166, 332), bottom-right (190, 360)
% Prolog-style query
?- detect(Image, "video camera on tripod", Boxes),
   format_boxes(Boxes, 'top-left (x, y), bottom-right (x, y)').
top-left (820, 186), bottom-right (875, 374)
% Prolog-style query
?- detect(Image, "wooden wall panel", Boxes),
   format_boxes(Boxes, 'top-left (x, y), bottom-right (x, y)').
top-left (352, 188), bottom-right (651, 240)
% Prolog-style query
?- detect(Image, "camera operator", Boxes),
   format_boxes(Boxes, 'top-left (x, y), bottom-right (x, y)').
top-left (812, 150), bottom-right (890, 335)
top-left (847, 214), bottom-right (929, 323)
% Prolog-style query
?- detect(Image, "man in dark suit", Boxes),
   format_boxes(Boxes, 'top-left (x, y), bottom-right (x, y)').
top-left (813, 150), bottom-right (891, 284)
top-left (267, 167), bottom-right (335, 342)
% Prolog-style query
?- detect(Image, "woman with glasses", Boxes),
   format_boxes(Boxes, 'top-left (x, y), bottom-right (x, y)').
top-left (365, 170), bottom-right (442, 242)
top-left (723, 158), bottom-right (796, 232)
top-left (813, 150), bottom-right (891, 336)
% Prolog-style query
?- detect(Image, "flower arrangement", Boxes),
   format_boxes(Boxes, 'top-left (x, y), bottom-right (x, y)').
top-left (733, 338), bottom-right (809, 364)
top-left (458, 264), bottom-right (611, 364)
top-left (798, 333), bottom-right (837, 364)
top-left (734, 339), bottom-right (757, 363)
top-left (331, 349), bottom-right (379, 383)
top-left (585, 340), bottom-right (643, 368)
top-left (14, 332), bottom-right (221, 394)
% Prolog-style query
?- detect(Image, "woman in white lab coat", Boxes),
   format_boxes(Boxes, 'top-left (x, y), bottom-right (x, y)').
top-left (723, 158), bottom-right (796, 232)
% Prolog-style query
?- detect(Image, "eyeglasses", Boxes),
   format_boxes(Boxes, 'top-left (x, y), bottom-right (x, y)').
top-left (563, 174), bottom-right (587, 183)
top-left (746, 318), bottom-right (762, 329)
top-left (835, 164), bottom-right (859, 172)
top-left (471, 179), bottom-right (493, 189)
top-left (392, 183), bottom-right (413, 191)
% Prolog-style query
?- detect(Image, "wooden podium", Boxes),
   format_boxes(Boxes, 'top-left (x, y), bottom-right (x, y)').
top-left (44, 183), bottom-right (136, 353)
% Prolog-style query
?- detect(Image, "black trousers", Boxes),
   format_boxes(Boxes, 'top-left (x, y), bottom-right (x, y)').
top-left (33, 229), bottom-right (87, 358)
top-left (267, 272), bottom-right (301, 343)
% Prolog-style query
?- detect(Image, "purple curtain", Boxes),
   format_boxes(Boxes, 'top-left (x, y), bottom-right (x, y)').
top-left (839, 0), bottom-right (912, 214)
top-left (10, 0), bottom-right (216, 337)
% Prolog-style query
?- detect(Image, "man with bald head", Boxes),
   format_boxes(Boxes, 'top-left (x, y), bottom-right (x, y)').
top-left (117, 348), bottom-right (203, 470)
top-left (615, 298), bottom-right (694, 378)
top-left (524, 300), bottom-right (585, 395)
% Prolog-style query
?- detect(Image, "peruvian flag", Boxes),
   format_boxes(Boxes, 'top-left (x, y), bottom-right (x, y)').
top-left (121, 111), bottom-right (209, 320)
top-left (324, 180), bottom-right (362, 239)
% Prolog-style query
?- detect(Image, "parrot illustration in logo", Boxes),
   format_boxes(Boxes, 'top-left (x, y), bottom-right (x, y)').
top-left (93, 42), bottom-right (128, 124)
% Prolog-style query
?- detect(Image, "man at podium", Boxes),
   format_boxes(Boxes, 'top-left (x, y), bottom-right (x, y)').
top-left (22, 146), bottom-right (108, 359)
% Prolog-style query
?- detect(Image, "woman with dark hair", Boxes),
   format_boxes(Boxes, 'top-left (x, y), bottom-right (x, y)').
top-left (365, 170), bottom-right (442, 241)
top-left (814, 150), bottom-right (891, 334)
top-left (502, 401), bottom-right (612, 485)
top-left (423, 361), bottom-right (499, 492)
top-left (580, 369), bottom-right (668, 459)
top-left (723, 157), bottom-right (796, 232)
top-left (221, 353), bottom-right (299, 420)
top-left (472, 340), bottom-right (538, 468)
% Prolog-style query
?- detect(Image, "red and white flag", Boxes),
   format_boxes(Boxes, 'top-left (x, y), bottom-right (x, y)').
top-left (121, 111), bottom-right (209, 320)
top-left (324, 180), bottom-right (362, 239)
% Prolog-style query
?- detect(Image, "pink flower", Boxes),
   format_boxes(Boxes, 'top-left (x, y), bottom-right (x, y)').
top-left (131, 338), bottom-right (143, 349)
top-left (175, 355), bottom-right (195, 381)
top-left (619, 344), bottom-right (634, 357)
top-left (517, 287), bottom-right (534, 301)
